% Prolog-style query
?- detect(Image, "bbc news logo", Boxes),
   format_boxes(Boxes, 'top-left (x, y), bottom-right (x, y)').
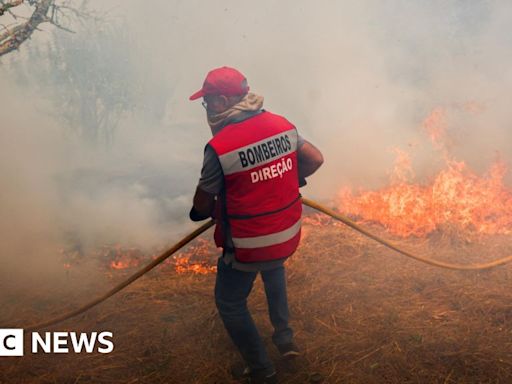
top-left (0, 329), bottom-right (114, 356)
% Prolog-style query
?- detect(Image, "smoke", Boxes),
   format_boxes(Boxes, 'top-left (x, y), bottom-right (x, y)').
top-left (1, 0), bottom-right (512, 287)
top-left (0, 90), bottom-right (64, 285)
top-left (116, 0), bottom-right (512, 192)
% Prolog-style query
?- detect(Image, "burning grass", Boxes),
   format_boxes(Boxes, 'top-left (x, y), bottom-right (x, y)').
top-left (1, 218), bottom-right (512, 383)
top-left (339, 107), bottom-right (512, 239)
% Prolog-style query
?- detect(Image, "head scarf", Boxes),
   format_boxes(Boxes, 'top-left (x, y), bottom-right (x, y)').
top-left (207, 92), bottom-right (264, 135)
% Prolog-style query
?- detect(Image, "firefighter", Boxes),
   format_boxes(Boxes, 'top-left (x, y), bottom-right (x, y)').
top-left (189, 66), bottom-right (323, 384)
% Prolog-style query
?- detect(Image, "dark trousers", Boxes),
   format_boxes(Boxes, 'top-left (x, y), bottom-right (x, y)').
top-left (214, 258), bottom-right (293, 375)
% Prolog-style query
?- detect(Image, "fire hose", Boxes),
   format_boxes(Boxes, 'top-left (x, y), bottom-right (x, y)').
top-left (301, 197), bottom-right (512, 270)
top-left (25, 220), bottom-right (215, 332)
top-left (24, 197), bottom-right (512, 332)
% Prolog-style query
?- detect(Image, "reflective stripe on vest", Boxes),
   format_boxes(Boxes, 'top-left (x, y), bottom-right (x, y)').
top-left (218, 129), bottom-right (298, 176)
top-left (208, 111), bottom-right (302, 263)
top-left (232, 218), bottom-right (301, 248)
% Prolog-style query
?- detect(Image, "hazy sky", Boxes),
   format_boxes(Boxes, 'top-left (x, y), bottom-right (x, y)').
top-left (1, 0), bottom-right (511, 283)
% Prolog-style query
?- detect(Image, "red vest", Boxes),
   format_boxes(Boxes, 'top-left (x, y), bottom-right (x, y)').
top-left (208, 111), bottom-right (302, 263)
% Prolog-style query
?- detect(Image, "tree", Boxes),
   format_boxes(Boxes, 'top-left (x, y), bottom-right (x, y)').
top-left (0, 0), bottom-right (86, 57)
top-left (4, 2), bottom-right (168, 145)
top-left (34, 19), bottom-right (141, 144)
top-left (5, 15), bottom-right (160, 145)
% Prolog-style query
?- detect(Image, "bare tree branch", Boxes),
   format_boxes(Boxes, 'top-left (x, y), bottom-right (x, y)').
top-left (0, 0), bottom-right (92, 57)
top-left (0, 0), bottom-right (24, 17)
top-left (0, 0), bottom-right (52, 56)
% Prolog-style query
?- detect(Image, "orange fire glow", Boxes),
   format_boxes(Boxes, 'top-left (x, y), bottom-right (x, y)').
top-left (60, 238), bottom-right (218, 274)
top-left (102, 238), bottom-right (218, 274)
top-left (339, 107), bottom-right (512, 238)
top-left (171, 238), bottom-right (217, 274)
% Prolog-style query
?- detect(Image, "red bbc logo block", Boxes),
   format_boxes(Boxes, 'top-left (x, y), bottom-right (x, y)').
top-left (0, 329), bottom-right (24, 357)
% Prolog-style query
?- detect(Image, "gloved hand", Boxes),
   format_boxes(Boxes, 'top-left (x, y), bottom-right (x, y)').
top-left (189, 206), bottom-right (210, 221)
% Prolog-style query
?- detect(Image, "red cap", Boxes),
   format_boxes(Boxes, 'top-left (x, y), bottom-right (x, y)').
top-left (189, 66), bottom-right (250, 101)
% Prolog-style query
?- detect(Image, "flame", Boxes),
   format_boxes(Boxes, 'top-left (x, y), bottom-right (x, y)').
top-left (172, 238), bottom-right (217, 274)
top-left (100, 244), bottom-right (143, 270)
top-left (339, 107), bottom-right (512, 238)
top-left (389, 147), bottom-right (414, 184)
top-left (60, 238), bottom-right (218, 274)
top-left (174, 256), bottom-right (217, 274)
top-left (100, 239), bottom-right (218, 274)
top-left (423, 106), bottom-right (448, 151)
top-left (110, 258), bottom-right (140, 270)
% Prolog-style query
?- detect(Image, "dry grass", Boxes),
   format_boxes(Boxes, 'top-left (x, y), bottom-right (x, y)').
top-left (1, 216), bottom-right (512, 383)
